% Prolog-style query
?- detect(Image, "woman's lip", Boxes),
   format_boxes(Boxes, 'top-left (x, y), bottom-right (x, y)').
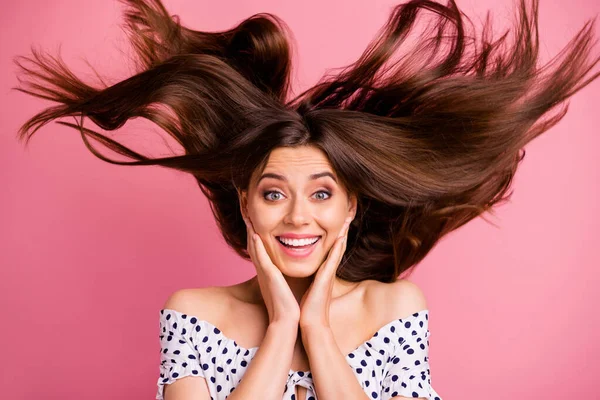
top-left (276, 237), bottom-right (320, 258)
top-left (276, 234), bottom-right (321, 239)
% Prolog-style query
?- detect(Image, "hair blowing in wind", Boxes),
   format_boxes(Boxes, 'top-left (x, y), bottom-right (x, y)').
top-left (13, 0), bottom-right (600, 283)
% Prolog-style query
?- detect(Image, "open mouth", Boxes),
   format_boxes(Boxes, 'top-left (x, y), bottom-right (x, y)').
top-left (276, 236), bottom-right (321, 248)
top-left (275, 236), bottom-right (322, 258)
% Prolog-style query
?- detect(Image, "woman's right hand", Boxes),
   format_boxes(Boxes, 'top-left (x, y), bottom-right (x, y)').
top-left (243, 215), bottom-right (300, 326)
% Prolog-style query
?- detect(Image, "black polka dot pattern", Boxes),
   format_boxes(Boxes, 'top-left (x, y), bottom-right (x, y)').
top-left (379, 311), bottom-right (441, 400)
top-left (156, 308), bottom-right (442, 400)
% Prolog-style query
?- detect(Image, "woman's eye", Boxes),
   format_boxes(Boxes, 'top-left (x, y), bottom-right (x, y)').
top-left (313, 190), bottom-right (331, 200)
top-left (262, 190), bottom-right (331, 202)
top-left (263, 191), bottom-right (283, 201)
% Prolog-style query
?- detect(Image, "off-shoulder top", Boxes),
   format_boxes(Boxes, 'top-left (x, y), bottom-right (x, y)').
top-left (156, 308), bottom-right (442, 400)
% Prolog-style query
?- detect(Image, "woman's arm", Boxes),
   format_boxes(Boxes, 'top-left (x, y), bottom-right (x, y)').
top-left (227, 320), bottom-right (298, 400)
top-left (159, 288), bottom-right (298, 400)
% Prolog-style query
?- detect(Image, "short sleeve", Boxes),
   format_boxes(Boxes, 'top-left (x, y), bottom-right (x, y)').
top-left (380, 312), bottom-right (442, 400)
top-left (156, 310), bottom-right (206, 400)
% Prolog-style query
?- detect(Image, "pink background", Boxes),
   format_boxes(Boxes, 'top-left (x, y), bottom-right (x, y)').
top-left (1, 0), bottom-right (599, 399)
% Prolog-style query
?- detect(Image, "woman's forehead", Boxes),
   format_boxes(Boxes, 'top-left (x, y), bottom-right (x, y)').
top-left (262, 146), bottom-right (334, 173)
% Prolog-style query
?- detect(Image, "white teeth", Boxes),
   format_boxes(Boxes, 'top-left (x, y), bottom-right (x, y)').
top-left (278, 236), bottom-right (319, 247)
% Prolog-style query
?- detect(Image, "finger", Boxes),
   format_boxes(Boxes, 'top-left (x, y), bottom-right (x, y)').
top-left (338, 219), bottom-right (351, 257)
top-left (325, 220), bottom-right (349, 263)
top-left (321, 220), bottom-right (351, 275)
top-left (315, 234), bottom-right (346, 282)
top-left (335, 234), bottom-right (347, 264)
top-left (334, 220), bottom-right (350, 255)
top-left (339, 218), bottom-right (352, 239)
top-left (253, 231), bottom-right (277, 273)
top-left (243, 217), bottom-right (257, 263)
top-left (244, 218), bottom-right (277, 278)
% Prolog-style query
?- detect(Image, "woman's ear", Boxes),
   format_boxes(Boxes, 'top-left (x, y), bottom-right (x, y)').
top-left (348, 193), bottom-right (358, 222)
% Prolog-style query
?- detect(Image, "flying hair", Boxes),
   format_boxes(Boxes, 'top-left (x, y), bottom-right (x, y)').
top-left (13, 0), bottom-right (600, 282)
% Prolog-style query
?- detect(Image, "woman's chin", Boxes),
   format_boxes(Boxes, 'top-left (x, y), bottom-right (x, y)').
top-left (278, 261), bottom-right (320, 278)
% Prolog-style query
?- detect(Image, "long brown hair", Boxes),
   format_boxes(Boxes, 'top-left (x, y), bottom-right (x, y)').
top-left (13, 0), bottom-right (600, 283)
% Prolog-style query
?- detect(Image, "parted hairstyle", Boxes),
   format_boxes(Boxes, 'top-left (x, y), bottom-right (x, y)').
top-left (13, 0), bottom-right (600, 283)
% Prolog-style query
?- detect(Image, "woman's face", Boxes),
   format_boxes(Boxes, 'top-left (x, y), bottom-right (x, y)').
top-left (240, 145), bottom-right (356, 277)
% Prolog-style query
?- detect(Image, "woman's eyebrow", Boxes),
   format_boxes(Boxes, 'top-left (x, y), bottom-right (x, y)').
top-left (257, 171), bottom-right (338, 184)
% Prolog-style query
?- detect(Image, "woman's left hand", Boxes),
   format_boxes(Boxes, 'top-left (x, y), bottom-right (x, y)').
top-left (298, 216), bottom-right (352, 330)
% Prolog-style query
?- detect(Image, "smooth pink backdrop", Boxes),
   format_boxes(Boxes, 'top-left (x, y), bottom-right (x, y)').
top-left (1, 1), bottom-right (599, 399)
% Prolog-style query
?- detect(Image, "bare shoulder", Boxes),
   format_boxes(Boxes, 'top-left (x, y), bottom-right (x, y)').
top-left (365, 278), bottom-right (428, 321)
top-left (387, 278), bottom-right (428, 313)
top-left (162, 286), bottom-right (231, 324)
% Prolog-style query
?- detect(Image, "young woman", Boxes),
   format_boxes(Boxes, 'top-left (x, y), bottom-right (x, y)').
top-left (13, 0), bottom-right (599, 399)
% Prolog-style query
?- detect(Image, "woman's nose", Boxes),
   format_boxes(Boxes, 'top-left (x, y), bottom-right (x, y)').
top-left (283, 197), bottom-right (311, 225)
